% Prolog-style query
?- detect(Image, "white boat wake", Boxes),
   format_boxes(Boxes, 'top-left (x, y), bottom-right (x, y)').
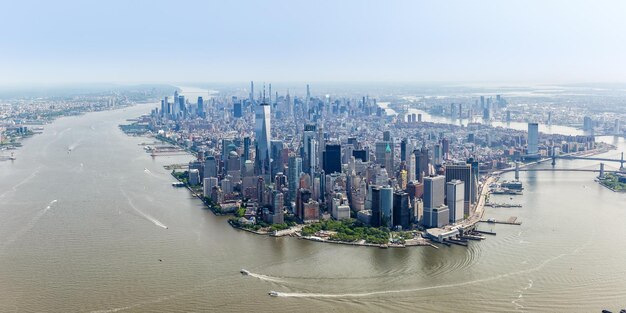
top-left (272, 232), bottom-right (594, 298)
top-left (121, 190), bottom-right (168, 229)
top-left (245, 271), bottom-right (285, 283)
top-left (1, 199), bottom-right (58, 247)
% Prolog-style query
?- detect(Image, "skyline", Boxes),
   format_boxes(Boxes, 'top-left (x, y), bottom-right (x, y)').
top-left (2, 0), bottom-right (626, 85)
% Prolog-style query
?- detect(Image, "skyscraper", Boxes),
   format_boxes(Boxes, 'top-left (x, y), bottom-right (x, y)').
top-left (204, 155), bottom-right (217, 179)
top-left (446, 180), bottom-right (465, 223)
top-left (322, 144), bottom-right (342, 174)
top-left (393, 191), bottom-right (410, 229)
top-left (423, 175), bottom-right (448, 228)
top-left (302, 124), bottom-right (317, 175)
top-left (527, 122), bottom-right (539, 157)
top-left (271, 140), bottom-right (284, 177)
top-left (444, 164), bottom-right (474, 215)
top-left (197, 96), bottom-right (204, 117)
top-left (255, 100), bottom-right (272, 180)
top-left (287, 155), bottom-right (302, 205)
top-left (380, 186), bottom-right (393, 228)
top-left (370, 186), bottom-right (381, 227)
top-left (423, 176), bottom-right (445, 209)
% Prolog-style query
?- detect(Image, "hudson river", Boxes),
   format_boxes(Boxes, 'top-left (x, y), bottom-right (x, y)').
top-left (0, 103), bottom-right (624, 312)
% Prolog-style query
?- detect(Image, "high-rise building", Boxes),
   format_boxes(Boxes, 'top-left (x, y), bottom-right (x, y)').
top-left (233, 101), bottom-right (243, 118)
top-left (446, 180), bottom-right (465, 223)
top-left (249, 81), bottom-right (255, 104)
top-left (197, 96), bottom-right (204, 117)
top-left (287, 155), bottom-right (302, 205)
top-left (322, 144), bottom-right (342, 174)
top-left (255, 101), bottom-right (272, 180)
top-left (370, 186), bottom-right (381, 227)
top-left (423, 175), bottom-right (448, 228)
top-left (380, 186), bottom-right (393, 228)
top-left (302, 124), bottom-right (317, 175)
top-left (393, 191), bottom-right (410, 229)
top-left (243, 137), bottom-right (251, 161)
top-left (527, 122), bottom-right (539, 157)
top-left (204, 155), bottom-right (217, 179)
top-left (271, 140), bottom-right (284, 177)
top-left (414, 148), bottom-right (430, 181)
top-left (583, 116), bottom-right (593, 131)
top-left (375, 141), bottom-right (394, 172)
top-left (444, 164), bottom-right (474, 215)
top-left (423, 176), bottom-right (445, 209)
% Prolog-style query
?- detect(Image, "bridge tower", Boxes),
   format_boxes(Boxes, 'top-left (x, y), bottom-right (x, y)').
top-left (599, 163), bottom-right (605, 179)
top-left (515, 161), bottom-right (520, 181)
top-left (551, 145), bottom-right (557, 166)
top-left (621, 152), bottom-right (625, 172)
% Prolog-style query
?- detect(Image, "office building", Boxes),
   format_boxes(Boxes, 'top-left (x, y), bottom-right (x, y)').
top-left (527, 122), bottom-right (539, 157)
top-left (393, 191), bottom-right (410, 229)
top-left (255, 101), bottom-right (271, 180)
top-left (380, 186), bottom-right (393, 228)
top-left (445, 164), bottom-right (474, 215)
top-left (322, 144), bottom-right (342, 174)
top-left (288, 155), bottom-right (302, 204)
top-left (446, 180), bottom-right (465, 223)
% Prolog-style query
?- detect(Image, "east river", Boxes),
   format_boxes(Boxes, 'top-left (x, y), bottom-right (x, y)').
top-left (0, 103), bottom-right (625, 312)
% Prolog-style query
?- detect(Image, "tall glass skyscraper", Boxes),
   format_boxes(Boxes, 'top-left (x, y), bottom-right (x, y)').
top-left (528, 122), bottom-right (539, 156)
top-left (255, 101), bottom-right (271, 180)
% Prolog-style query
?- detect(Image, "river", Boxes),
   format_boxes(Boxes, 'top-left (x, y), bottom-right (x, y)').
top-left (0, 103), bottom-right (624, 312)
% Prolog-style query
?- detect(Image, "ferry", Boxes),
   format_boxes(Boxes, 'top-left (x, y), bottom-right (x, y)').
top-left (240, 269), bottom-right (250, 275)
top-left (501, 180), bottom-right (523, 190)
top-left (268, 291), bottom-right (279, 297)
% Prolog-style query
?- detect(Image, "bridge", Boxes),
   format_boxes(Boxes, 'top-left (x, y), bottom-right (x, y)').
top-left (551, 151), bottom-right (624, 171)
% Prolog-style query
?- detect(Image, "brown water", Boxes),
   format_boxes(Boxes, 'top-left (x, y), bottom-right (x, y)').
top-left (0, 103), bottom-right (625, 312)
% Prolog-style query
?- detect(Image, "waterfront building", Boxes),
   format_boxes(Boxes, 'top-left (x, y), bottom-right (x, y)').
top-left (444, 163), bottom-right (474, 215)
top-left (188, 169), bottom-right (200, 186)
top-left (203, 177), bottom-right (218, 197)
top-left (380, 186), bottom-right (393, 228)
top-left (423, 175), bottom-right (446, 228)
top-left (370, 186), bottom-right (381, 227)
top-left (303, 200), bottom-right (320, 221)
top-left (446, 180), bottom-right (465, 223)
top-left (393, 191), bottom-right (410, 229)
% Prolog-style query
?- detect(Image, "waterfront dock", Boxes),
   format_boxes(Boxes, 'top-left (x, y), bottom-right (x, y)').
top-left (479, 216), bottom-right (522, 225)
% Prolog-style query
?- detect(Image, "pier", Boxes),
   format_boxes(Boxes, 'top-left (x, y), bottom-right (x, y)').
top-left (479, 216), bottom-right (522, 225)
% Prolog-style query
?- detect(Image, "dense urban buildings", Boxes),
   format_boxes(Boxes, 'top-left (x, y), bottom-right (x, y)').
top-left (115, 82), bottom-right (618, 236)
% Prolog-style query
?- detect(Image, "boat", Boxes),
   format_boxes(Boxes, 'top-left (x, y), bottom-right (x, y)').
top-left (501, 180), bottom-right (523, 190)
top-left (268, 291), bottom-right (279, 297)
top-left (240, 269), bottom-right (250, 275)
top-left (9, 152), bottom-right (16, 160)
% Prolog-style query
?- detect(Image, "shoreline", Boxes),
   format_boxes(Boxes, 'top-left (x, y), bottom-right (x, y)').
top-left (1, 101), bottom-right (156, 161)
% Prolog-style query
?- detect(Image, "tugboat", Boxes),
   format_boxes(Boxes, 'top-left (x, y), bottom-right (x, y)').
top-left (240, 269), bottom-right (250, 275)
top-left (268, 291), bottom-right (279, 297)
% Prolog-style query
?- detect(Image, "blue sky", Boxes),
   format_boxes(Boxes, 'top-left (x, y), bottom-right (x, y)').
top-left (2, 0), bottom-right (626, 85)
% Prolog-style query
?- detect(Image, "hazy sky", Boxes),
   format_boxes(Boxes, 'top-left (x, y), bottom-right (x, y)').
top-left (2, 0), bottom-right (626, 85)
